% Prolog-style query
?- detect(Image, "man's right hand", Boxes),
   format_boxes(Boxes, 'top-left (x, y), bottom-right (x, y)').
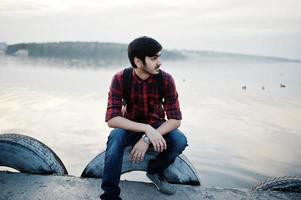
top-left (144, 125), bottom-right (167, 152)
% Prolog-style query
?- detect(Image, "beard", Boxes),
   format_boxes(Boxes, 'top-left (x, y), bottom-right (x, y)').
top-left (141, 64), bottom-right (161, 75)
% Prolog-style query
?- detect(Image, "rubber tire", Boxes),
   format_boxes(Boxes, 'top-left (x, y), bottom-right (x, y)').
top-left (253, 176), bottom-right (301, 192)
top-left (0, 133), bottom-right (68, 175)
top-left (81, 146), bottom-right (201, 185)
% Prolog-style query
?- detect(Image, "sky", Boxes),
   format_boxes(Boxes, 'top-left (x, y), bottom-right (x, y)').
top-left (0, 0), bottom-right (301, 59)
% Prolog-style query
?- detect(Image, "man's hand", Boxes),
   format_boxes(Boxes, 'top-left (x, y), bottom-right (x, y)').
top-left (144, 125), bottom-right (167, 152)
top-left (130, 138), bottom-right (149, 163)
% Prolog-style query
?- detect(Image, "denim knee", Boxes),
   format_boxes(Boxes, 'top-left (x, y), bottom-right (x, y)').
top-left (175, 134), bottom-right (188, 152)
top-left (168, 129), bottom-right (188, 152)
top-left (107, 128), bottom-right (128, 149)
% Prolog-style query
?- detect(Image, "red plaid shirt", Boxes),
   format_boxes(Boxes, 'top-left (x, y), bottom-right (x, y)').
top-left (105, 69), bottom-right (182, 127)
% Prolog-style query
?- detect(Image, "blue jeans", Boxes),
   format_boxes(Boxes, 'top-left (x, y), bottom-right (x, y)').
top-left (100, 128), bottom-right (187, 200)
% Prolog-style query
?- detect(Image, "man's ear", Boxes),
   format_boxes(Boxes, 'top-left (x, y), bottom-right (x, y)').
top-left (134, 57), bottom-right (143, 68)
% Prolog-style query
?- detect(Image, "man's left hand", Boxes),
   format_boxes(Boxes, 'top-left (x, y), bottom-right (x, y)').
top-left (130, 138), bottom-right (149, 163)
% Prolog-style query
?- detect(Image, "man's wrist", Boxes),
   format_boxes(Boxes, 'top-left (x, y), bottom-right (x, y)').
top-left (141, 124), bottom-right (151, 133)
top-left (144, 124), bottom-right (152, 133)
top-left (142, 135), bottom-right (151, 144)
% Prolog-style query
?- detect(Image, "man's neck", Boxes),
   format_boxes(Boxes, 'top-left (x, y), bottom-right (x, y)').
top-left (134, 68), bottom-right (151, 80)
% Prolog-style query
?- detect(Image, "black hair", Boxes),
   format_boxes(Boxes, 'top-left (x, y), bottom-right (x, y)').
top-left (128, 36), bottom-right (162, 68)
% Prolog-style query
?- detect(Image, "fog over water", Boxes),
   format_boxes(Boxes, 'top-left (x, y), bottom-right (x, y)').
top-left (0, 56), bottom-right (301, 188)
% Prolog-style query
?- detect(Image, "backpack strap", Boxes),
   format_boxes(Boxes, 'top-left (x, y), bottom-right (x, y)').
top-left (122, 67), bottom-right (133, 106)
top-left (155, 70), bottom-right (164, 104)
top-left (122, 67), bottom-right (164, 105)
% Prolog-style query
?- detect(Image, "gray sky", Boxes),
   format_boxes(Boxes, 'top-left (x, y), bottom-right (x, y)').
top-left (1, 0), bottom-right (301, 59)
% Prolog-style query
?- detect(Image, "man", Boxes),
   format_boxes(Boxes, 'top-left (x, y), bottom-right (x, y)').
top-left (100, 36), bottom-right (187, 200)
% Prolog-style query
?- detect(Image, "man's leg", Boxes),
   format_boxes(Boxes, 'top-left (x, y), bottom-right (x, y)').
top-left (100, 128), bottom-right (140, 200)
top-left (147, 128), bottom-right (188, 174)
top-left (146, 129), bottom-right (187, 194)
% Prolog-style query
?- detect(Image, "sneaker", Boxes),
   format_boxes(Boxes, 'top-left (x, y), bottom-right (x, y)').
top-left (146, 173), bottom-right (175, 195)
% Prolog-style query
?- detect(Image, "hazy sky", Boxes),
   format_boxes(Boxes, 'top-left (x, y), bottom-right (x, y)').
top-left (1, 0), bottom-right (301, 59)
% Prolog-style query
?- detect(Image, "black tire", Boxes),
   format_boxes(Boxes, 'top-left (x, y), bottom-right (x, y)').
top-left (81, 146), bottom-right (201, 185)
top-left (253, 176), bottom-right (301, 192)
top-left (0, 133), bottom-right (68, 175)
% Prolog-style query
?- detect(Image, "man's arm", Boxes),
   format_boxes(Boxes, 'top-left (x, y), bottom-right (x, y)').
top-left (128, 118), bottom-right (181, 163)
top-left (108, 116), bottom-right (166, 163)
top-left (156, 119), bottom-right (181, 136)
top-left (158, 73), bottom-right (182, 135)
top-left (107, 116), bottom-right (149, 133)
top-left (107, 116), bottom-right (167, 152)
top-left (108, 117), bottom-right (180, 147)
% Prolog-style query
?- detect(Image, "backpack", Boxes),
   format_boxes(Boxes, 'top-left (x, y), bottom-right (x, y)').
top-left (122, 67), bottom-right (164, 105)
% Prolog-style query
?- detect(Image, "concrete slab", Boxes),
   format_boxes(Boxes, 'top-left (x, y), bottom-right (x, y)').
top-left (0, 172), bottom-right (300, 200)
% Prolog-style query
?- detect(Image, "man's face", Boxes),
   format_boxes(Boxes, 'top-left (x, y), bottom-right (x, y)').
top-left (141, 52), bottom-right (161, 75)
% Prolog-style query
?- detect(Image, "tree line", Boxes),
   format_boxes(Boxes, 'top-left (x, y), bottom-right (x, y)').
top-left (5, 42), bottom-right (185, 61)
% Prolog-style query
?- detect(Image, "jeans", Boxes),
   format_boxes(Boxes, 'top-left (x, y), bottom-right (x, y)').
top-left (100, 128), bottom-right (187, 200)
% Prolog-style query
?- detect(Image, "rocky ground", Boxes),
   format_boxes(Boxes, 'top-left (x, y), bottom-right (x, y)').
top-left (0, 172), bottom-right (300, 200)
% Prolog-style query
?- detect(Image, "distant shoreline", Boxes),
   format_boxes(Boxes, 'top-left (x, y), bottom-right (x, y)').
top-left (3, 42), bottom-right (300, 64)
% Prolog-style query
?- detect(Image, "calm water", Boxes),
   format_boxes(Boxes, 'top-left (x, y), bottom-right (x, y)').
top-left (1, 56), bottom-right (301, 189)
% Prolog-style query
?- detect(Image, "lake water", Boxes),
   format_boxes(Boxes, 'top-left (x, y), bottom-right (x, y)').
top-left (0, 56), bottom-right (301, 189)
